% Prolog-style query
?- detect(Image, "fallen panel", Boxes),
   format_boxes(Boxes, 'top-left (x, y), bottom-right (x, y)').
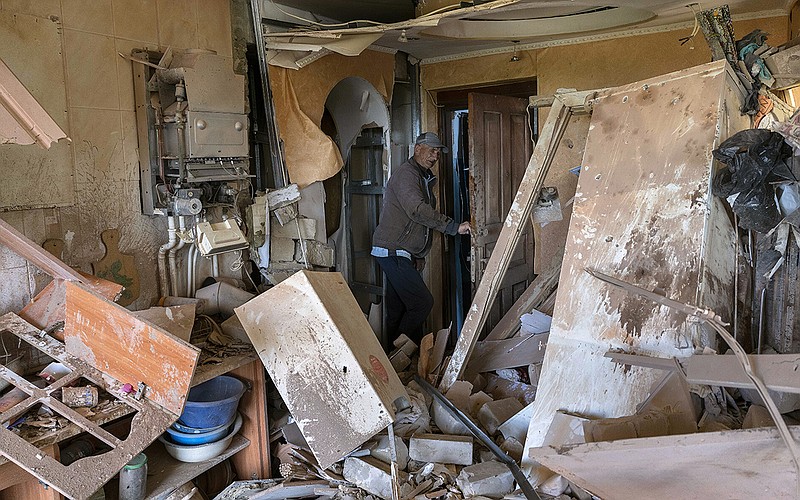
top-left (64, 282), bottom-right (200, 416)
top-left (134, 304), bottom-right (196, 342)
top-left (530, 426), bottom-right (799, 499)
top-left (685, 353), bottom-right (800, 393)
top-left (523, 61), bottom-right (747, 465)
top-left (235, 270), bottom-right (408, 469)
top-left (466, 333), bottom-right (548, 374)
top-left (0, 313), bottom-right (180, 500)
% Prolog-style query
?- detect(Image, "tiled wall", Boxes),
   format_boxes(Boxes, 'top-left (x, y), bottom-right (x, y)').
top-left (0, 0), bottom-right (235, 313)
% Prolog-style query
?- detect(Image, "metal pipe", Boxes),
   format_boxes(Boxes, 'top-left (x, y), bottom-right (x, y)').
top-left (211, 254), bottom-right (220, 278)
top-left (168, 216), bottom-right (186, 296)
top-left (157, 217), bottom-right (178, 298)
top-left (187, 243), bottom-right (196, 299)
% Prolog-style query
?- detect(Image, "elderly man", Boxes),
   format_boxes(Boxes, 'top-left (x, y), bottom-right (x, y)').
top-left (372, 132), bottom-right (470, 346)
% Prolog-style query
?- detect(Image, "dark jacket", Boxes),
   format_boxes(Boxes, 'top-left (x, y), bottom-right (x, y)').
top-left (373, 157), bottom-right (458, 258)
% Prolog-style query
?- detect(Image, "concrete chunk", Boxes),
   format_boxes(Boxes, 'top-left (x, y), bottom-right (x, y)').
top-left (498, 402), bottom-right (533, 443)
top-left (270, 237), bottom-right (296, 263)
top-left (409, 433), bottom-right (473, 465)
top-left (432, 381), bottom-right (472, 435)
top-left (267, 183), bottom-right (301, 209)
top-left (272, 216), bottom-right (317, 239)
top-left (455, 461), bottom-right (514, 498)
top-left (477, 397), bottom-right (524, 435)
top-left (742, 404), bottom-right (775, 429)
top-left (469, 391), bottom-right (494, 417)
top-left (295, 239), bottom-right (335, 267)
top-left (370, 434), bottom-right (409, 470)
top-left (344, 456), bottom-right (409, 500)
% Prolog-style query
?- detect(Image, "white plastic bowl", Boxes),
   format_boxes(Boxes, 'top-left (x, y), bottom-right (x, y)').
top-left (158, 413), bottom-right (242, 463)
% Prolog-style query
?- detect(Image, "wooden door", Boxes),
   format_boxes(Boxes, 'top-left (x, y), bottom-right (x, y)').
top-left (468, 93), bottom-right (534, 333)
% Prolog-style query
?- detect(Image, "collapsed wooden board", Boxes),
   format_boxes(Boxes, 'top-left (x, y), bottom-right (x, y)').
top-left (64, 282), bottom-right (200, 416)
top-left (235, 271), bottom-right (408, 469)
top-left (522, 61), bottom-right (748, 467)
top-left (0, 313), bottom-right (177, 500)
top-left (529, 426), bottom-right (799, 499)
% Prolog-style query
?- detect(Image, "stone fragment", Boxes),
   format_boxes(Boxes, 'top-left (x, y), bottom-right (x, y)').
top-left (540, 474), bottom-right (569, 496)
top-left (432, 381), bottom-right (472, 435)
top-left (477, 397), bottom-right (524, 435)
top-left (267, 183), bottom-right (301, 209)
top-left (343, 456), bottom-right (410, 500)
top-left (390, 350), bottom-right (412, 373)
top-left (272, 216), bottom-right (317, 239)
top-left (499, 436), bottom-right (523, 462)
top-left (498, 403), bottom-right (533, 443)
top-left (295, 239), bottom-right (335, 267)
top-left (270, 237), bottom-right (296, 262)
top-left (370, 434), bottom-right (409, 470)
top-left (273, 203), bottom-right (298, 225)
top-left (409, 433), bottom-right (473, 465)
top-left (469, 391), bottom-right (494, 417)
top-left (742, 404), bottom-right (775, 429)
top-left (455, 460), bottom-right (514, 498)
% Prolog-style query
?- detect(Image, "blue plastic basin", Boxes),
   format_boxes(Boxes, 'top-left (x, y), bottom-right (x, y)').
top-left (178, 375), bottom-right (246, 429)
top-left (165, 413), bottom-right (236, 445)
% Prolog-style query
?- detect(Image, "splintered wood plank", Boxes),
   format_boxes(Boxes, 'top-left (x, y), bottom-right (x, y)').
top-left (63, 282), bottom-right (200, 416)
top-left (530, 427), bottom-right (799, 499)
top-left (0, 219), bottom-right (82, 281)
top-left (18, 273), bottom-right (122, 341)
top-left (441, 92), bottom-right (588, 391)
top-left (485, 263), bottom-right (561, 341)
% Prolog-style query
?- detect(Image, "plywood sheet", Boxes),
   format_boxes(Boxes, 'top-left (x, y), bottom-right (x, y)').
top-left (530, 427), bottom-right (798, 499)
top-left (235, 271), bottom-right (408, 469)
top-left (522, 61), bottom-right (742, 462)
top-left (63, 282), bottom-right (200, 415)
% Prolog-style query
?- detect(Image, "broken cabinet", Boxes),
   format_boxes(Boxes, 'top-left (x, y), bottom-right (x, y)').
top-left (522, 61), bottom-right (749, 462)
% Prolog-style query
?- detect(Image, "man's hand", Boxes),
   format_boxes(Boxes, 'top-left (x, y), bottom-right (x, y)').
top-left (414, 257), bottom-right (426, 272)
top-left (457, 221), bottom-right (471, 235)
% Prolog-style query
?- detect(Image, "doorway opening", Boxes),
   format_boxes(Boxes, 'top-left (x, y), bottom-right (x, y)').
top-left (438, 80), bottom-right (538, 337)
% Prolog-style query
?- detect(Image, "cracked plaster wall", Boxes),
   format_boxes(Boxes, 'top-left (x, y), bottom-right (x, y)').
top-left (0, 0), bottom-right (236, 315)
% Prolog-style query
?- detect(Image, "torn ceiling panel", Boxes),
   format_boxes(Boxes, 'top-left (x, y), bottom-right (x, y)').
top-left (266, 0), bottom-right (788, 60)
top-left (0, 58), bottom-right (67, 149)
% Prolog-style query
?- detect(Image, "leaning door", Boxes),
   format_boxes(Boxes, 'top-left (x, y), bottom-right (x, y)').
top-left (468, 93), bottom-right (534, 334)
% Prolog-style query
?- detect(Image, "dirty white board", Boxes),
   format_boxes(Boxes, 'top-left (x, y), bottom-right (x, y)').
top-left (522, 61), bottom-right (750, 474)
top-left (530, 426), bottom-right (799, 499)
top-left (235, 271), bottom-right (408, 469)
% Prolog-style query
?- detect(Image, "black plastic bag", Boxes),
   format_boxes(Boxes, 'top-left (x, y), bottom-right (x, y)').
top-left (712, 129), bottom-right (795, 233)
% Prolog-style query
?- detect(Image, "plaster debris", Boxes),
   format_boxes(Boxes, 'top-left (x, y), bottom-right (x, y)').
top-left (455, 460), bottom-right (515, 498)
top-left (409, 433), bottom-right (474, 465)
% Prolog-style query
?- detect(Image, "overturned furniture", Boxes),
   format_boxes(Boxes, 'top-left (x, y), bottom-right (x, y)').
top-left (236, 270), bottom-right (408, 469)
top-left (0, 219), bottom-right (201, 499)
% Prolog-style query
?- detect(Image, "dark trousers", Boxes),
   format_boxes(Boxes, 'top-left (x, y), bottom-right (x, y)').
top-left (376, 256), bottom-right (433, 346)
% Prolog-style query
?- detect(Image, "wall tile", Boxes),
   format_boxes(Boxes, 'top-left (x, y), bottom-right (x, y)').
top-left (111, 0), bottom-right (157, 43)
top-left (157, 0), bottom-right (198, 50)
top-left (2, 0), bottom-right (61, 19)
top-left (61, 0), bottom-right (112, 34)
top-left (64, 29), bottom-right (120, 109)
top-left (0, 266), bottom-right (31, 315)
top-left (198, 0), bottom-right (233, 57)
top-left (70, 108), bottom-right (128, 183)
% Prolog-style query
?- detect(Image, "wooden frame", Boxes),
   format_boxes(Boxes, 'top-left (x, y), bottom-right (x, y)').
top-left (440, 91), bottom-right (596, 391)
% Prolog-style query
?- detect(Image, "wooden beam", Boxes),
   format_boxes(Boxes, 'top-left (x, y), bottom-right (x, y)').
top-left (440, 92), bottom-right (593, 391)
top-left (63, 282), bottom-right (200, 416)
top-left (485, 263), bottom-right (560, 341)
top-left (0, 219), bottom-right (83, 282)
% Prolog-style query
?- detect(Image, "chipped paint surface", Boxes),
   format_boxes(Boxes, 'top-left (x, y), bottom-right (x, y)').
top-left (522, 62), bottom-right (740, 467)
top-left (235, 271), bottom-right (408, 469)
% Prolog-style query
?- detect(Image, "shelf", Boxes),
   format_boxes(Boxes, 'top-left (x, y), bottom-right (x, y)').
top-left (0, 348), bottom-right (259, 466)
top-left (145, 434), bottom-right (250, 498)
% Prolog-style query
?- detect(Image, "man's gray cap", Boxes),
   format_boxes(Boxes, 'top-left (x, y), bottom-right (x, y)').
top-left (415, 132), bottom-right (449, 153)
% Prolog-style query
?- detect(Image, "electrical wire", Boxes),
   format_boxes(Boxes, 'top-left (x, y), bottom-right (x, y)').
top-left (425, 88), bottom-right (445, 108)
top-left (679, 3), bottom-right (701, 46)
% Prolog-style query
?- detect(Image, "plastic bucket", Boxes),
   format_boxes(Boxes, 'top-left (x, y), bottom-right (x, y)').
top-left (178, 375), bottom-right (245, 429)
